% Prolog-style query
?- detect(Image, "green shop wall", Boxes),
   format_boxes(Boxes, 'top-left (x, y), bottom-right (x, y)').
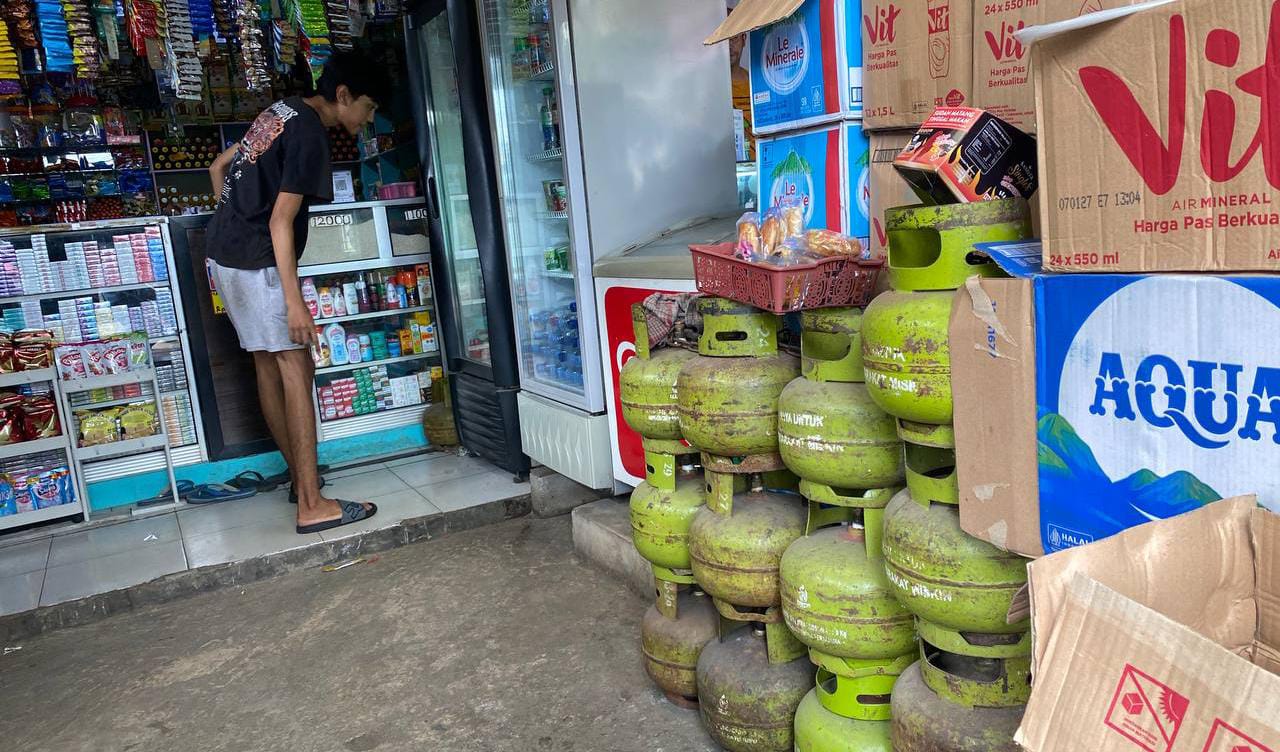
top-left (87, 424), bottom-right (429, 512)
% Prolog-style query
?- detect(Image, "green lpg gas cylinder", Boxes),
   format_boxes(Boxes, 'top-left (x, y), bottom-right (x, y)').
top-left (779, 520), bottom-right (915, 660)
top-left (890, 659), bottom-right (1024, 752)
top-left (697, 626), bottom-right (813, 752)
top-left (777, 308), bottom-right (903, 490)
top-left (629, 465), bottom-right (707, 575)
top-left (882, 489), bottom-right (1029, 655)
top-left (794, 685), bottom-right (892, 752)
top-left (620, 305), bottom-right (697, 441)
top-left (883, 200), bottom-right (1029, 293)
top-left (677, 298), bottom-right (798, 459)
top-left (688, 485), bottom-right (806, 609)
top-left (640, 588), bottom-right (719, 703)
top-left (861, 289), bottom-right (957, 434)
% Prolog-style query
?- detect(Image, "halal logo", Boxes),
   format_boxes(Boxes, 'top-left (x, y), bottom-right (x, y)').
top-left (761, 19), bottom-right (810, 95)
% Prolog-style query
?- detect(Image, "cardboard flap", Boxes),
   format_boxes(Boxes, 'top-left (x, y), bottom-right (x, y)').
top-left (704, 0), bottom-right (804, 44)
top-left (1017, 571), bottom-right (1280, 752)
top-left (1028, 496), bottom-right (1259, 674)
top-left (1014, 0), bottom-right (1177, 47)
top-left (1255, 508), bottom-right (1280, 663)
top-left (973, 240), bottom-right (1044, 278)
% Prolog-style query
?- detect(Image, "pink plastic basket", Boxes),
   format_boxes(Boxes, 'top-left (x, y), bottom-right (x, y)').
top-left (378, 182), bottom-right (419, 200)
top-left (690, 243), bottom-right (884, 314)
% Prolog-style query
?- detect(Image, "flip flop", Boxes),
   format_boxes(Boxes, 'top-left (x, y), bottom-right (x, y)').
top-left (226, 470), bottom-right (280, 493)
top-left (287, 476), bottom-right (326, 504)
top-left (296, 500), bottom-right (377, 534)
top-left (264, 464), bottom-right (330, 487)
top-left (187, 483), bottom-right (258, 505)
top-left (139, 479), bottom-right (196, 506)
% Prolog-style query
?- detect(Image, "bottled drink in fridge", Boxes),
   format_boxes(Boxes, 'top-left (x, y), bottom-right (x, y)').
top-left (540, 88), bottom-right (559, 151)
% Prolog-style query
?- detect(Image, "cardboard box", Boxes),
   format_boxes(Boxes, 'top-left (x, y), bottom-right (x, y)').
top-left (860, 0), bottom-right (972, 130)
top-left (757, 121), bottom-right (871, 247)
top-left (893, 106), bottom-right (1037, 203)
top-left (972, 0), bottom-right (1140, 131)
top-left (1030, 0), bottom-right (1280, 272)
top-left (707, 0), bottom-right (864, 133)
top-left (952, 241), bottom-right (1280, 558)
top-left (1015, 496), bottom-right (1280, 752)
top-left (868, 129), bottom-right (917, 259)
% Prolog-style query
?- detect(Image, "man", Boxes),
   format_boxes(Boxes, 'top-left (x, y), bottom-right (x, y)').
top-left (207, 51), bottom-right (388, 534)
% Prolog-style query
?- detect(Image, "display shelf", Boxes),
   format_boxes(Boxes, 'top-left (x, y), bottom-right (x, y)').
top-left (320, 399), bottom-right (426, 425)
top-left (0, 502), bottom-right (81, 532)
top-left (75, 433), bottom-right (167, 461)
top-left (314, 350), bottom-right (438, 376)
top-left (461, 298), bottom-right (485, 306)
top-left (319, 402), bottom-right (427, 442)
top-left (540, 210), bottom-right (568, 220)
top-left (0, 435), bottom-right (68, 460)
top-left (314, 304), bottom-right (432, 325)
top-left (542, 269), bottom-right (573, 279)
top-left (153, 168), bottom-right (212, 174)
top-left (0, 367), bottom-right (57, 387)
top-left (61, 368), bottom-right (156, 392)
top-left (529, 146), bottom-right (563, 162)
top-left (72, 394), bottom-right (155, 411)
top-left (0, 280), bottom-right (166, 305)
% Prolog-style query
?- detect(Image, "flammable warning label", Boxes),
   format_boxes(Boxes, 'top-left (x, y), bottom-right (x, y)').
top-left (1104, 663), bottom-right (1190, 752)
top-left (1200, 718), bottom-right (1275, 752)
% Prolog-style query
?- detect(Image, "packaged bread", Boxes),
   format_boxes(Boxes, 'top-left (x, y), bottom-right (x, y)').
top-left (805, 229), bottom-right (863, 258)
top-left (735, 212), bottom-right (762, 260)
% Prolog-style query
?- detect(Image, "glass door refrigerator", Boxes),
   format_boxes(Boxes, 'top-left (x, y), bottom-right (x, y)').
top-left (405, 0), bottom-right (528, 477)
top-left (474, 0), bottom-right (737, 489)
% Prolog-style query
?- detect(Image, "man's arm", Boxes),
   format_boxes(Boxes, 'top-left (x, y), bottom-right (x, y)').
top-left (269, 192), bottom-right (317, 347)
top-left (209, 145), bottom-right (238, 199)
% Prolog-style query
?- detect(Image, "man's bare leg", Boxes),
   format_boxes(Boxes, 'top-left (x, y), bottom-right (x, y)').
top-left (252, 351), bottom-right (296, 486)
top-left (274, 349), bottom-right (369, 524)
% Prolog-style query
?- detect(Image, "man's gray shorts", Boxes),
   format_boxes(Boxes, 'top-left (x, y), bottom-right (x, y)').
top-left (209, 260), bottom-right (306, 353)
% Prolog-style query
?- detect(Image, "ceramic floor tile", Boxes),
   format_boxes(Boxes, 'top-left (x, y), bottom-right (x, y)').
top-left (47, 514), bottom-right (181, 568)
top-left (323, 462), bottom-right (386, 480)
top-left (184, 515), bottom-right (323, 569)
top-left (177, 492), bottom-right (294, 537)
top-left (389, 454), bottom-right (494, 490)
top-left (322, 468), bottom-right (410, 502)
top-left (39, 540), bottom-right (187, 607)
top-left (383, 451), bottom-right (439, 468)
top-left (317, 488), bottom-right (442, 542)
top-left (420, 470), bottom-right (530, 513)
top-left (0, 570), bottom-right (44, 615)
top-left (0, 537), bottom-right (51, 576)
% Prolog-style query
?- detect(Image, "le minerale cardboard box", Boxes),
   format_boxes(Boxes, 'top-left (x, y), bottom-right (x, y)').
top-left (757, 121), bottom-right (872, 248)
top-left (868, 129), bottom-right (917, 258)
top-left (1029, 0), bottom-right (1280, 272)
top-left (861, 0), bottom-right (973, 130)
top-left (706, 0), bottom-right (864, 133)
top-left (893, 106), bottom-right (1038, 203)
top-left (972, 0), bottom-right (1140, 131)
top-left (952, 241), bottom-right (1280, 558)
top-left (1015, 496), bottom-right (1280, 752)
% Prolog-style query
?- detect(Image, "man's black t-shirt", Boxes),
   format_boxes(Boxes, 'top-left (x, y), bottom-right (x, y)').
top-left (208, 97), bottom-right (333, 270)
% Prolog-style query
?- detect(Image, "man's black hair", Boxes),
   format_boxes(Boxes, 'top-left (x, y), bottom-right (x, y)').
top-left (315, 50), bottom-right (393, 108)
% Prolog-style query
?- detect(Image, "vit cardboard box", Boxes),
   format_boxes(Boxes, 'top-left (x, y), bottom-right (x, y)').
top-left (1015, 496), bottom-right (1280, 752)
top-left (972, 0), bottom-right (1139, 131)
top-left (893, 106), bottom-right (1037, 203)
top-left (1029, 0), bottom-right (1280, 272)
top-left (952, 241), bottom-right (1280, 558)
top-left (860, 0), bottom-right (972, 130)
top-left (868, 129), bottom-right (917, 258)
top-left (707, 0), bottom-right (864, 133)
top-left (757, 121), bottom-right (872, 248)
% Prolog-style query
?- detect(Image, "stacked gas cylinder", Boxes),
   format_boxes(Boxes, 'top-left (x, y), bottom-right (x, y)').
top-left (669, 296), bottom-right (815, 751)
top-left (862, 199), bottom-right (1034, 751)
top-left (621, 304), bottom-right (718, 709)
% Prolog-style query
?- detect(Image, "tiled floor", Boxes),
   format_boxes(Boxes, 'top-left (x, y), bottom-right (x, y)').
top-left (0, 451), bottom-right (529, 616)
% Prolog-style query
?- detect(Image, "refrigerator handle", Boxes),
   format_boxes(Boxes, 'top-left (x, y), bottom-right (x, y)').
top-left (427, 175), bottom-right (441, 221)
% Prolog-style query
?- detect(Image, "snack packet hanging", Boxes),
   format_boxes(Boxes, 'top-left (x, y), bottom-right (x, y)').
top-left (119, 402), bottom-right (157, 438)
top-left (735, 211), bottom-right (762, 261)
top-left (55, 344), bottom-right (87, 380)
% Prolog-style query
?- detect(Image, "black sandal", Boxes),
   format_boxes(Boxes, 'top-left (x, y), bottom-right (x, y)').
top-left (226, 470), bottom-right (279, 493)
top-left (265, 464), bottom-right (330, 487)
top-left (287, 475), bottom-right (326, 504)
top-left (296, 500), bottom-right (377, 534)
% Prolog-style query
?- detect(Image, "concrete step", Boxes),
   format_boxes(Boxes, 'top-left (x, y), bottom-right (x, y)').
top-left (530, 466), bottom-right (613, 518)
top-left (571, 497), bottom-right (653, 600)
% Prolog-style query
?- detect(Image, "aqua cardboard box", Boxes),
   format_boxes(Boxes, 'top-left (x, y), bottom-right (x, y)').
top-left (757, 121), bottom-right (871, 248)
top-left (952, 240), bottom-right (1280, 557)
top-left (707, 0), bottom-right (863, 133)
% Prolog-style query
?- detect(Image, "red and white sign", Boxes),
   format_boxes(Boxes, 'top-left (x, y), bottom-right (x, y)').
top-left (1105, 664), bottom-right (1190, 752)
